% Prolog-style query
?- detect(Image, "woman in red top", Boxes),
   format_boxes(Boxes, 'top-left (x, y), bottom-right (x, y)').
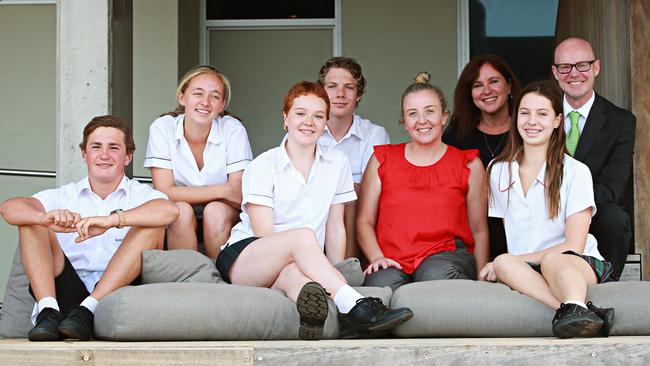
top-left (357, 72), bottom-right (489, 290)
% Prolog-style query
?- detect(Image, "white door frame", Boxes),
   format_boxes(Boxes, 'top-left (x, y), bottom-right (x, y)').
top-left (199, 0), bottom-right (341, 65)
top-left (457, 0), bottom-right (470, 76)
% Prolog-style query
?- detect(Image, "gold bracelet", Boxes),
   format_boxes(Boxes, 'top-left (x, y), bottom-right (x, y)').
top-left (110, 209), bottom-right (127, 229)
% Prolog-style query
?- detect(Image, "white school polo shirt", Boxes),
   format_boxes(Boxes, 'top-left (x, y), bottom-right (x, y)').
top-left (144, 114), bottom-right (253, 186)
top-left (318, 114), bottom-right (389, 183)
top-left (488, 155), bottom-right (603, 260)
top-left (32, 176), bottom-right (168, 291)
top-left (227, 143), bottom-right (357, 250)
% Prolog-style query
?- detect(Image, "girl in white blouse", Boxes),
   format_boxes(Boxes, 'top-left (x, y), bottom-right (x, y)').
top-left (145, 66), bottom-right (252, 259)
top-left (216, 81), bottom-right (413, 340)
top-left (480, 81), bottom-right (615, 339)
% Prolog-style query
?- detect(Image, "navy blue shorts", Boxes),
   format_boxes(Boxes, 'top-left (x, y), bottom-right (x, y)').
top-left (215, 237), bottom-right (259, 283)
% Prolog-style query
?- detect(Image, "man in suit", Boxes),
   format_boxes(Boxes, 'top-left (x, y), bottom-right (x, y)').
top-left (552, 37), bottom-right (636, 280)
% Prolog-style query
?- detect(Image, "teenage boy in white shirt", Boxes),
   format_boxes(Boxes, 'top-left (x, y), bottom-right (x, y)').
top-left (0, 115), bottom-right (179, 341)
top-left (317, 57), bottom-right (390, 259)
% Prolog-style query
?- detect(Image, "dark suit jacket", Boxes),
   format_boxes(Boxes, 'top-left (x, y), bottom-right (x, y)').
top-left (573, 93), bottom-right (636, 207)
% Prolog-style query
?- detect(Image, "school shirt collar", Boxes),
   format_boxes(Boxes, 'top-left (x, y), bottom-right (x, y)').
top-left (174, 114), bottom-right (223, 145)
top-left (76, 175), bottom-right (129, 197)
top-left (276, 141), bottom-right (333, 173)
top-left (563, 92), bottom-right (595, 121)
top-left (498, 158), bottom-right (548, 193)
top-left (323, 114), bottom-right (365, 142)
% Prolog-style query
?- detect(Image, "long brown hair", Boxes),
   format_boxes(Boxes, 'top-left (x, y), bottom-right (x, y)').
top-left (451, 54), bottom-right (521, 140)
top-left (487, 80), bottom-right (566, 219)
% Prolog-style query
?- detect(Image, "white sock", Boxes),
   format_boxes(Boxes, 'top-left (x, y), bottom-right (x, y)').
top-left (37, 297), bottom-right (59, 313)
top-left (565, 300), bottom-right (587, 309)
top-left (80, 296), bottom-right (99, 314)
top-left (333, 285), bottom-right (364, 314)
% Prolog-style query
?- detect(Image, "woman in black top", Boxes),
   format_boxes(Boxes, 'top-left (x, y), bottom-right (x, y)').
top-left (443, 54), bottom-right (520, 259)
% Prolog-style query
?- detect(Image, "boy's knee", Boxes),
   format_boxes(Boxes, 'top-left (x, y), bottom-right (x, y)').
top-left (173, 202), bottom-right (196, 227)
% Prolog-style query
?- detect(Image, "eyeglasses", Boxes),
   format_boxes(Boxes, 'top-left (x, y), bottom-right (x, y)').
top-left (553, 60), bottom-right (597, 74)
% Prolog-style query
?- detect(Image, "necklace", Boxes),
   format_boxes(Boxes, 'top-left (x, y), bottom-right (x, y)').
top-left (482, 131), bottom-right (507, 157)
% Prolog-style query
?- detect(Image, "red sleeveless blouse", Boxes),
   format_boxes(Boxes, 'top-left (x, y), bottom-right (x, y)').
top-left (375, 143), bottom-right (478, 274)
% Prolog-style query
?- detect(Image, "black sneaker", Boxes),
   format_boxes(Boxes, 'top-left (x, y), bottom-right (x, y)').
top-left (586, 301), bottom-right (615, 337)
top-left (296, 282), bottom-right (329, 340)
top-left (28, 308), bottom-right (63, 341)
top-left (58, 305), bottom-right (94, 341)
top-left (338, 297), bottom-right (413, 339)
top-left (552, 303), bottom-right (603, 339)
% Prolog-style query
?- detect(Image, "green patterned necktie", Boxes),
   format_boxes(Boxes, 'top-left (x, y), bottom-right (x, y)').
top-left (566, 111), bottom-right (581, 156)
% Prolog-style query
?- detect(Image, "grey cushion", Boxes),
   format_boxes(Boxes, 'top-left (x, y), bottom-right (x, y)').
top-left (390, 280), bottom-right (650, 337)
top-left (141, 249), bottom-right (364, 286)
top-left (141, 249), bottom-right (222, 284)
top-left (334, 257), bottom-right (365, 287)
top-left (94, 283), bottom-right (390, 341)
top-left (0, 246), bottom-right (35, 339)
top-left (587, 282), bottom-right (650, 336)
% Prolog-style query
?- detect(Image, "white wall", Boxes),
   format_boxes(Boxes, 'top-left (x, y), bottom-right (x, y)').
top-left (0, 4), bottom-right (56, 301)
top-left (342, 0), bottom-right (459, 144)
top-left (209, 29), bottom-right (333, 156)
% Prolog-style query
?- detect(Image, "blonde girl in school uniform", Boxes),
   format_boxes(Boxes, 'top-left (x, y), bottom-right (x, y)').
top-left (145, 66), bottom-right (252, 259)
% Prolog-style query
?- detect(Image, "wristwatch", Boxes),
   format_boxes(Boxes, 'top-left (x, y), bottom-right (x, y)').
top-left (110, 209), bottom-right (127, 229)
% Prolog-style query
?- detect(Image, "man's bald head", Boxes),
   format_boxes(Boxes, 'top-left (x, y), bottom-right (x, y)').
top-left (554, 37), bottom-right (596, 63)
top-left (552, 37), bottom-right (600, 108)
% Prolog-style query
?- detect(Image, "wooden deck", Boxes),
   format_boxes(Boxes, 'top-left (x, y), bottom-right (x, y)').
top-left (1, 336), bottom-right (650, 365)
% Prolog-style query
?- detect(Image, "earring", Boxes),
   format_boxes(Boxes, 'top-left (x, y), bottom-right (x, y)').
top-left (283, 124), bottom-right (288, 131)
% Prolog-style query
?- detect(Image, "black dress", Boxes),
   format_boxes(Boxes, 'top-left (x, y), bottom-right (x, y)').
top-left (443, 121), bottom-right (508, 260)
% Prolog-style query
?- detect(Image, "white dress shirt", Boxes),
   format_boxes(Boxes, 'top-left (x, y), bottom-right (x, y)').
top-left (563, 92), bottom-right (596, 135)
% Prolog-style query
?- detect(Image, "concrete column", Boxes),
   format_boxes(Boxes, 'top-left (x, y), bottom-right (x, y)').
top-left (56, 0), bottom-right (133, 185)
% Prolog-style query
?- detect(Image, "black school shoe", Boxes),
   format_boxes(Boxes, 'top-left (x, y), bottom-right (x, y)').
top-left (586, 301), bottom-right (615, 337)
top-left (28, 308), bottom-right (63, 341)
top-left (552, 303), bottom-right (603, 339)
top-left (338, 297), bottom-right (413, 339)
top-left (296, 282), bottom-right (329, 340)
top-left (58, 305), bottom-right (94, 341)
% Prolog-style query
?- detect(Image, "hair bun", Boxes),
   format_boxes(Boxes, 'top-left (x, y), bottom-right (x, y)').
top-left (414, 71), bottom-right (431, 84)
